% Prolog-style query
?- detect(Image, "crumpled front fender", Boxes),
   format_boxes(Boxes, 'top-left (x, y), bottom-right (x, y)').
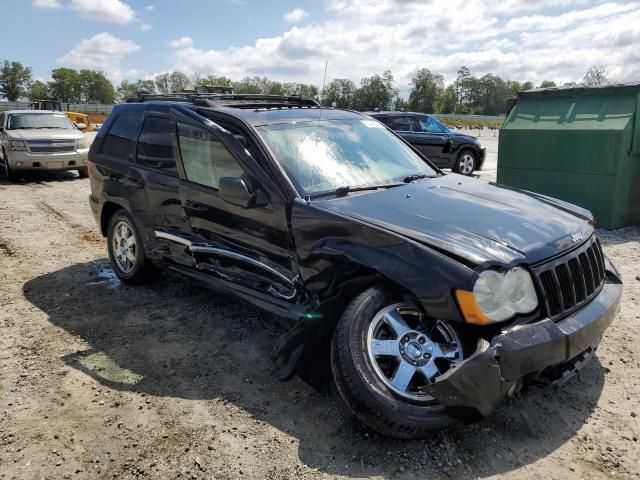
top-left (426, 277), bottom-right (621, 419)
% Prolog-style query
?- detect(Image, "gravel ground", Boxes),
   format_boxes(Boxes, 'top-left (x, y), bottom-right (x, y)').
top-left (0, 132), bottom-right (639, 479)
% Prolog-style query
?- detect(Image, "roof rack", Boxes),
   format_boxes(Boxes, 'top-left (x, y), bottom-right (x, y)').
top-left (126, 92), bottom-right (320, 109)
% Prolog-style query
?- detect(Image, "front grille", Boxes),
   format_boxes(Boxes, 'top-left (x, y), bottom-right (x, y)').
top-left (533, 236), bottom-right (606, 320)
top-left (29, 145), bottom-right (75, 153)
top-left (28, 140), bottom-right (75, 154)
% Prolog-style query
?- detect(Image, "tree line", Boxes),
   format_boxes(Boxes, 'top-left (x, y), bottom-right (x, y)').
top-left (322, 68), bottom-right (552, 115)
top-left (0, 61), bottom-right (116, 104)
top-left (115, 73), bottom-right (319, 103)
top-left (0, 59), bottom-right (608, 115)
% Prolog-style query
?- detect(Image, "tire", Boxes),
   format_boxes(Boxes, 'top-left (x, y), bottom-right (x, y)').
top-left (106, 209), bottom-right (156, 284)
top-left (331, 286), bottom-right (463, 439)
top-left (77, 167), bottom-right (88, 178)
top-left (1, 151), bottom-right (15, 182)
top-left (453, 149), bottom-right (476, 176)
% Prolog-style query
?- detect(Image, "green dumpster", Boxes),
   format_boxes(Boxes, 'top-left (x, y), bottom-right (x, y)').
top-left (498, 83), bottom-right (640, 229)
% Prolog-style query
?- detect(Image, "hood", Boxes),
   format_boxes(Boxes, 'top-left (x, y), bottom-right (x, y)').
top-left (316, 174), bottom-right (594, 266)
top-left (7, 129), bottom-right (83, 141)
top-left (452, 132), bottom-right (479, 143)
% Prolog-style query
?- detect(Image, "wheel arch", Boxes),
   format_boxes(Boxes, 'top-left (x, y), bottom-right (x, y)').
top-left (455, 144), bottom-right (479, 158)
top-left (271, 269), bottom-right (428, 388)
top-left (99, 201), bottom-right (126, 237)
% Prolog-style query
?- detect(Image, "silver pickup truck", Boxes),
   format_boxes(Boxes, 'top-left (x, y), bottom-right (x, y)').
top-left (0, 110), bottom-right (90, 180)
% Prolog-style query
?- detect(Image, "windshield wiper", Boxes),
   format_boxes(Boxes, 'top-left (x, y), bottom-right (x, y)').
top-left (333, 182), bottom-right (404, 197)
top-left (309, 182), bottom-right (404, 199)
top-left (403, 173), bottom-right (439, 182)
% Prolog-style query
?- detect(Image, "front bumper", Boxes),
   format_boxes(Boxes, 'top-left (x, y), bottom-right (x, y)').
top-left (426, 262), bottom-right (622, 417)
top-left (477, 147), bottom-right (486, 170)
top-left (7, 149), bottom-right (88, 171)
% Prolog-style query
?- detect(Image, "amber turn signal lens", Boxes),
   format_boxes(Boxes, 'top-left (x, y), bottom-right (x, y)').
top-left (455, 290), bottom-right (493, 325)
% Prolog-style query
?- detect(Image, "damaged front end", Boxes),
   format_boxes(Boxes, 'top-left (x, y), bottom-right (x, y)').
top-left (425, 277), bottom-right (622, 419)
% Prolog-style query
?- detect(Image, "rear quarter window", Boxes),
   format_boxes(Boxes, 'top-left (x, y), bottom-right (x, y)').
top-left (100, 112), bottom-right (142, 161)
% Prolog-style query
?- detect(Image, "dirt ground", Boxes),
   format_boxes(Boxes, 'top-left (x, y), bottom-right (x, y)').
top-left (1, 146), bottom-right (639, 479)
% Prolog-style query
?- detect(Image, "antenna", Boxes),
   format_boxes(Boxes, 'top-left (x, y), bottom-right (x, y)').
top-left (320, 60), bottom-right (328, 104)
top-left (314, 60), bottom-right (328, 146)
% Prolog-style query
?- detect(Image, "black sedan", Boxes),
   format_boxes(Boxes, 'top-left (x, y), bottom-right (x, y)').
top-left (367, 111), bottom-right (486, 175)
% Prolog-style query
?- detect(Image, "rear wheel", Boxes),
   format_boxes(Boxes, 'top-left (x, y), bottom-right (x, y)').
top-left (331, 286), bottom-right (463, 438)
top-left (454, 149), bottom-right (476, 175)
top-left (107, 210), bottom-right (156, 284)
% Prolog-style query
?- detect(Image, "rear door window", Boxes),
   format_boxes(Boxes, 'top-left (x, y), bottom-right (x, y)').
top-left (100, 112), bottom-right (142, 161)
top-left (388, 116), bottom-right (417, 132)
top-left (137, 116), bottom-right (177, 174)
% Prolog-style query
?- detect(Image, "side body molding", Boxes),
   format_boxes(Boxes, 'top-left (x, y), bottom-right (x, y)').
top-left (153, 230), bottom-right (297, 300)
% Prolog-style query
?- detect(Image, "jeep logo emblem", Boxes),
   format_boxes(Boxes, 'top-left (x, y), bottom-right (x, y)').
top-left (570, 232), bottom-right (584, 243)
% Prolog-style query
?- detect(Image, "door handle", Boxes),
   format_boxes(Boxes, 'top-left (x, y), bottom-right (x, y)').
top-left (122, 176), bottom-right (144, 188)
top-left (110, 174), bottom-right (144, 188)
top-left (184, 200), bottom-right (209, 212)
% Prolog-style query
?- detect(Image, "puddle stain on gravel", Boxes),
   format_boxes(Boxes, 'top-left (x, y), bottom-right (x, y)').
top-left (70, 350), bottom-right (143, 385)
top-left (86, 267), bottom-right (122, 289)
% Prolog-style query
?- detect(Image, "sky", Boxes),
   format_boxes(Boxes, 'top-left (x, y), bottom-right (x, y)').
top-left (2, 0), bottom-right (639, 94)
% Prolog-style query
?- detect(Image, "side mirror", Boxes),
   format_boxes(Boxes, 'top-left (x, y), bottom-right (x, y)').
top-left (75, 122), bottom-right (87, 130)
top-left (219, 177), bottom-right (268, 208)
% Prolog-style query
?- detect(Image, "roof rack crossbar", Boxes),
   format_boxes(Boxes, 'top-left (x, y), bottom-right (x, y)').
top-left (126, 92), bottom-right (320, 108)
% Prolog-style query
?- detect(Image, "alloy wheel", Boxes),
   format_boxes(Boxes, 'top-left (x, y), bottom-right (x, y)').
top-left (366, 303), bottom-right (462, 401)
top-left (112, 220), bottom-right (137, 274)
top-left (458, 154), bottom-right (475, 175)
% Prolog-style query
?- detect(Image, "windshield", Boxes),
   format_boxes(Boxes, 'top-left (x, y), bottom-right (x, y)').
top-left (7, 113), bottom-right (74, 130)
top-left (257, 118), bottom-right (438, 195)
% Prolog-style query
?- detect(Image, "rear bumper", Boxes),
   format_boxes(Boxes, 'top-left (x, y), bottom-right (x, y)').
top-left (427, 260), bottom-right (622, 417)
top-left (89, 193), bottom-right (101, 226)
top-left (7, 149), bottom-right (88, 171)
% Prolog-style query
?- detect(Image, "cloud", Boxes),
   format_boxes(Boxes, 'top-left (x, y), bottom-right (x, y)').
top-left (169, 36), bottom-right (194, 48)
top-left (167, 0), bottom-right (640, 91)
top-left (69, 0), bottom-right (135, 24)
top-left (140, 23), bottom-right (152, 31)
top-left (32, 0), bottom-right (63, 8)
top-left (144, 5), bottom-right (154, 11)
top-left (284, 8), bottom-right (308, 23)
top-left (58, 32), bottom-right (140, 81)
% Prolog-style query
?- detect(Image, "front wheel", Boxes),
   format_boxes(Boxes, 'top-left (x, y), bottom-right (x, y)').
top-left (454, 149), bottom-right (476, 175)
top-left (331, 286), bottom-right (464, 438)
top-left (77, 167), bottom-right (88, 178)
top-left (1, 153), bottom-right (15, 181)
top-left (107, 210), bottom-right (156, 284)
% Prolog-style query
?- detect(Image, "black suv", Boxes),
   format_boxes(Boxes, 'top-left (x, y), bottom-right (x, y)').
top-left (88, 94), bottom-right (622, 439)
top-left (367, 111), bottom-right (485, 175)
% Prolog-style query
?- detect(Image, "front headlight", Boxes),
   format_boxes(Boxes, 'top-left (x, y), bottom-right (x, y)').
top-left (456, 267), bottom-right (538, 324)
top-left (77, 137), bottom-right (90, 149)
top-left (9, 140), bottom-right (27, 151)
